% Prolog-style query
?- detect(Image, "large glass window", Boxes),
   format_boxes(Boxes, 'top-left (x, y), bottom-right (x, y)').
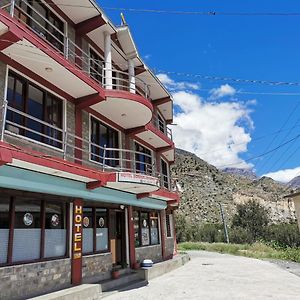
top-left (161, 159), bottom-right (170, 189)
top-left (134, 210), bottom-right (160, 247)
top-left (135, 143), bottom-right (153, 175)
top-left (89, 48), bottom-right (103, 83)
top-left (13, 199), bottom-right (42, 262)
top-left (6, 71), bottom-right (63, 148)
top-left (90, 117), bottom-right (119, 167)
top-left (0, 197), bottom-right (10, 264)
top-left (0, 195), bottom-right (68, 266)
top-left (82, 207), bottom-right (109, 254)
top-left (44, 202), bottom-right (67, 258)
top-left (15, 0), bottom-right (64, 52)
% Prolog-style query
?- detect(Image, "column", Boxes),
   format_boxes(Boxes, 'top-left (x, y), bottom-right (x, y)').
top-left (104, 31), bottom-right (112, 89)
top-left (71, 199), bottom-right (83, 285)
top-left (160, 210), bottom-right (166, 260)
top-left (127, 206), bottom-right (136, 268)
top-left (128, 58), bottom-right (136, 94)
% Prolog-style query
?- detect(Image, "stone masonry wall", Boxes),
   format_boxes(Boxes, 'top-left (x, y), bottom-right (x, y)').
top-left (82, 253), bottom-right (112, 283)
top-left (135, 245), bottom-right (162, 263)
top-left (0, 258), bottom-right (71, 300)
top-left (165, 237), bottom-right (175, 258)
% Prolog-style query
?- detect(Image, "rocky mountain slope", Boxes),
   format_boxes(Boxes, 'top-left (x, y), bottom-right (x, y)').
top-left (288, 176), bottom-right (300, 189)
top-left (172, 149), bottom-right (296, 225)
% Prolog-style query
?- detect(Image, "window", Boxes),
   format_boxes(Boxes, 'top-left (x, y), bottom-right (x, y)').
top-left (0, 197), bottom-right (10, 264)
top-left (82, 207), bottom-right (109, 254)
top-left (90, 117), bottom-right (119, 167)
top-left (134, 210), bottom-right (160, 247)
top-left (135, 143), bottom-right (153, 175)
top-left (6, 71), bottom-right (63, 148)
top-left (15, 0), bottom-right (64, 52)
top-left (161, 159), bottom-right (170, 189)
top-left (44, 202), bottom-right (67, 258)
top-left (0, 195), bottom-right (68, 265)
top-left (157, 113), bottom-right (166, 134)
top-left (89, 48), bottom-right (103, 83)
top-left (166, 213), bottom-right (173, 238)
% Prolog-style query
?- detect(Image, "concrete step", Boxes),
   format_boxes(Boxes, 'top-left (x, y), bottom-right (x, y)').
top-left (99, 272), bottom-right (143, 292)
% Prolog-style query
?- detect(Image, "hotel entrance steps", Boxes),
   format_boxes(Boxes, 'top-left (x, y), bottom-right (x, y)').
top-left (99, 270), bottom-right (148, 297)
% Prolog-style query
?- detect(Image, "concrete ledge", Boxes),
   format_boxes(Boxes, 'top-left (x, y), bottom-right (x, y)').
top-left (28, 284), bottom-right (101, 300)
top-left (139, 253), bottom-right (190, 281)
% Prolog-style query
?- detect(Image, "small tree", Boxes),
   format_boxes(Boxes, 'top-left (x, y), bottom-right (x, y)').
top-left (232, 200), bottom-right (270, 242)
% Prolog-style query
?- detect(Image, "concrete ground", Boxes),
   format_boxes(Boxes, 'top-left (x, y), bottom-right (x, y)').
top-left (104, 251), bottom-right (300, 300)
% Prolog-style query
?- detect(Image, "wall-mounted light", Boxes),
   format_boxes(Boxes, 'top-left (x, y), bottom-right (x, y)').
top-left (45, 67), bottom-right (53, 73)
top-left (120, 205), bottom-right (125, 210)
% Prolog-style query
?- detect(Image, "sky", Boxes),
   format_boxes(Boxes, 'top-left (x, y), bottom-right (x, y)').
top-left (98, 0), bottom-right (300, 183)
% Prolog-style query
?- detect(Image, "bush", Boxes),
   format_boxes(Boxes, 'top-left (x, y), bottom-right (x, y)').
top-left (229, 227), bottom-right (254, 244)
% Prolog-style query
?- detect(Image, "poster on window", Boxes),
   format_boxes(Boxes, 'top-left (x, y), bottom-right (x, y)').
top-left (141, 228), bottom-right (150, 246)
top-left (151, 228), bottom-right (158, 245)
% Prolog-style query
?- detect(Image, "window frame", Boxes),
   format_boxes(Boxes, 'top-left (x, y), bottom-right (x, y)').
top-left (5, 69), bottom-right (65, 151)
top-left (0, 196), bottom-right (69, 268)
top-left (89, 114), bottom-right (121, 167)
top-left (134, 141), bottom-right (154, 175)
top-left (160, 158), bottom-right (170, 190)
top-left (133, 209), bottom-right (160, 248)
top-left (82, 207), bottom-right (110, 256)
top-left (88, 45), bottom-right (104, 84)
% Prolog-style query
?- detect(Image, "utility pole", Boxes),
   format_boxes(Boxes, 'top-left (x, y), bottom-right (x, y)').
top-left (218, 202), bottom-right (230, 244)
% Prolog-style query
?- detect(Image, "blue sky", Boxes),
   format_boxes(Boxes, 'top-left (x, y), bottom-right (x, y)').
top-left (98, 0), bottom-right (300, 182)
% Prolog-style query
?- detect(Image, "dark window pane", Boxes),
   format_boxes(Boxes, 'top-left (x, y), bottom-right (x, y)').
top-left (161, 159), bottom-right (169, 189)
top-left (83, 208), bottom-right (94, 254)
top-left (135, 143), bottom-right (152, 175)
top-left (96, 208), bottom-right (108, 251)
top-left (150, 212), bottom-right (159, 245)
top-left (45, 201), bottom-right (66, 258)
top-left (13, 199), bottom-right (41, 262)
top-left (141, 212), bottom-right (150, 246)
top-left (0, 197), bottom-right (10, 264)
top-left (133, 211), bottom-right (140, 247)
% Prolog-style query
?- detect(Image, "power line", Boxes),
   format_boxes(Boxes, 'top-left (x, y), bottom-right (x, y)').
top-left (11, 2), bottom-right (300, 16)
top-left (216, 133), bottom-right (300, 169)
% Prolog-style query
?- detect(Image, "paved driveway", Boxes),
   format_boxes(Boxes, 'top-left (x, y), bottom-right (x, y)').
top-left (105, 251), bottom-right (300, 300)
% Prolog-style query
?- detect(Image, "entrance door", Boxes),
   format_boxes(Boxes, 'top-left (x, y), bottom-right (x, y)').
top-left (110, 210), bottom-right (126, 267)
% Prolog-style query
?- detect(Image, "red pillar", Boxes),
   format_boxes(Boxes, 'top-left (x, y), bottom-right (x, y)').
top-left (127, 206), bottom-right (136, 268)
top-left (71, 199), bottom-right (83, 285)
top-left (160, 210), bottom-right (166, 260)
top-left (75, 107), bottom-right (82, 164)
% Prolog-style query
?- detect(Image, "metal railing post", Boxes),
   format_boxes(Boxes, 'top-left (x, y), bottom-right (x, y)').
top-left (102, 144), bottom-right (106, 171)
top-left (10, 0), bottom-right (15, 17)
top-left (63, 131), bottom-right (68, 160)
top-left (64, 36), bottom-right (69, 60)
top-left (1, 100), bottom-right (8, 141)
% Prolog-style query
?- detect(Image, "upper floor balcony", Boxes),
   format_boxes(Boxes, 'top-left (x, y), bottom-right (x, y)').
top-left (0, 100), bottom-right (178, 201)
top-left (0, 0), bottom-right (173, 133)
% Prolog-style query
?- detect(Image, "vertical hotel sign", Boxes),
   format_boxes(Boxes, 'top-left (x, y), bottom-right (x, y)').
top-left (72, 200), bottom-right (83, 285)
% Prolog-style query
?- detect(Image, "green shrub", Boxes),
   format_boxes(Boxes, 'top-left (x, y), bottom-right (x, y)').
top-left (229, 227), bottom-right (254, 244)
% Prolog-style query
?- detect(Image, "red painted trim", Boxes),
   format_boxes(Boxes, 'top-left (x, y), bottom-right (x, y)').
top-left (85, 107), bottom-right (125, 132)
top-left (135, 66), bottom-right (146, 76)
top-left (75, 93), bottom-right (105, 110)
top-left (71, 199), bottom-right (83, 285)
top-left (0, 10), bottom-right (103, 95)
top-left (125, 126), bottom-right (146, 138)
top-left (86, 173), bottom-right (117, 189)
top-left (136, 192), bottom-right (150, 200)
top-left (86, 180), bottom-right (104, 190)
top-left (157, 145), bottom-right (174, 154)
top-left (0, 148), bottom-right (13, 166)
top-left (152, 188), bottom-right (180, 202)
top-left (0, 141), bottom-right (113, 181)
top-left (75, 16), bottom-right (106, 36)
top-left (127, 206), bottom-right (136, 268)
top-left (0, 30), bottom-right (22, 51)
top-left (145, 123), bottom-right (173, 147)
top-left (160, 211), bottom-right (166, 260)
top-left (0, 53), bottom-right (74, 102)
top-left (105, 90), bottom-right (153, 113)
top-left (152, 97), bottom-right (171, 106)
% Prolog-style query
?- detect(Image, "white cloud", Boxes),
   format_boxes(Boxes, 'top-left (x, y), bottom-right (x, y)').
top-left (263, 167), bottom-right (300, 183)
top-left (172, 90), bottom-right (253, 169)
top-left (157, 73), bottom-right (200, 91)
top-left (209, 84), bottom-right (236, 99)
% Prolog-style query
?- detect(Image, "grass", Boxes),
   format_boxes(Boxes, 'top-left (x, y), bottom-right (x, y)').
top-left (178, 242), bottom-right (300, 263)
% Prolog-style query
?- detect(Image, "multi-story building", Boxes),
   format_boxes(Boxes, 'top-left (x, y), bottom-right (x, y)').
top-left (0, 1), bottom-right (179, 299)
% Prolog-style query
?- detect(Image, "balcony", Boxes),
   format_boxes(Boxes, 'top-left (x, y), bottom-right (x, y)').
top-left (0, 104), bottom-right (177, 196)
top-left (0, 0), bottom-right (153, 128)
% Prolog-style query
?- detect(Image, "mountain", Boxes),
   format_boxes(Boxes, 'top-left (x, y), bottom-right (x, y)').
top-left (222, 168), bottom-right (257, 180)
top-left (172, 149), bottom-right (296, 225)
top-left (288, 176), bottom-right (300, 189)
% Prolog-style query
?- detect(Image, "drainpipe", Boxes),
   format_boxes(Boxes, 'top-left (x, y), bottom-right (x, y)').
top-left (104, 31), bottom-right (112, 90)
top-left (128, 58), bottom-right (136, 94)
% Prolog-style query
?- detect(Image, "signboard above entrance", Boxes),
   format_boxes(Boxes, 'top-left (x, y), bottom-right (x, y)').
top-left (118, 172), bottom-right (159, 186)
